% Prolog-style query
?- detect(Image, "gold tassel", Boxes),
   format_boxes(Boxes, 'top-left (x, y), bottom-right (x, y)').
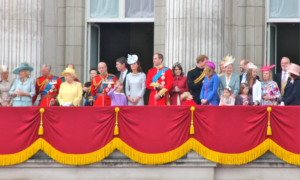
top-left (267, 107), bottom-right (272, 136)
top-left (114, 107), bottom-right (120, 135)
top-left (38, 108), bottom-right (45, 136)
top-left (190, 106), bottom-right (195, 135)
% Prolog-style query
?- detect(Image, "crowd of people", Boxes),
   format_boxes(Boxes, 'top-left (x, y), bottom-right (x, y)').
top-left (0, 53), bottom-right (299, 107)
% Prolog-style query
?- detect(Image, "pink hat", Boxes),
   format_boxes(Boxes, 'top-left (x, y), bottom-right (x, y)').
top-left (287, 63), bottom-right (300, 76)
top-left (261, 64), bottom-right (275, 71)
top-left (206, 61), bottom-right (215, 70)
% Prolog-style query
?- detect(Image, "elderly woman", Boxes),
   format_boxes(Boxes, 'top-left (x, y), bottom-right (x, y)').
top-left (261, 64), bottom-right (281, 105)
top-left (125, 54), bottom-right (146, 106)
top-left (200, 61), bottom-right (219, 105)
top-left (246, 63), bottom-right (261, 105)
top-left (57, 68), bottom-right (82, 106)
top-left (9, 62), bottom-right (35, 106)
top-left (169, 62), bottom-right (189, 105)
top-left (218, 56), bottom-right (240, 98)
top-left (281, 63), bottom-right (300, 105)
top-left (0, 65), bottom-right (14, 106)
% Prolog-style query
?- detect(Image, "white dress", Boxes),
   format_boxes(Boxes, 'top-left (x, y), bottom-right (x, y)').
top-left (125, 72), bottom-right (146, 105)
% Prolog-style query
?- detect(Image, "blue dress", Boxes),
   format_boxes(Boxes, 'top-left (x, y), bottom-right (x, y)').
top-left (9, 78), bottom-right (36, 106)
top-left (200, 74), bottom-right (220, 105)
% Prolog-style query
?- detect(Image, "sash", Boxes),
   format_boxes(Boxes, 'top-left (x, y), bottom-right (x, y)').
top-left (194, 70), bottom-right (206, 84)
top-left (41, 77), bottom-right (58, 95)
top-left (152, 67), bottom-right (169, 82)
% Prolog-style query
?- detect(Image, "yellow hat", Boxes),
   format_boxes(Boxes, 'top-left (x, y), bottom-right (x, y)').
top-left (61, 68), bottom-right (78, 79)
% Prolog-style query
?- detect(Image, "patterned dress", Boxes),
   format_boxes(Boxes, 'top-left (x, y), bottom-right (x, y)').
top-left (261, 81), bottom-right (281, 105)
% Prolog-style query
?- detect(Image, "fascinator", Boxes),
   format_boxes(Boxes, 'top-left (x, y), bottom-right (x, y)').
top-left (223, 55), bottom-right (235, 67)
top-left (127, 54), bottom-right (138, 65)
top-left (247, 63), bottom-right (258, 70)
top-left (261, 64), bottom-right (275, 72)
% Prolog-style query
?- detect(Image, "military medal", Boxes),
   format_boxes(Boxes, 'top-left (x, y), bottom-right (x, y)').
top-left (108, 84), bottom-right (111, 88)
top-left (106, 88), bottom-right (109, 92)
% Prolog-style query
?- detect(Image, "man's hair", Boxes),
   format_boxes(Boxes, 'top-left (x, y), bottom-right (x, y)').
top-left (243, 59), bottom-right (250, 66)
top-left (116, 57), bottom-right (127, 66)
top-left (90, 67), bottom-right (98, 74)
top-left (67, 64), bottom-right (75, 69)
top-left (282, 57), bottom-right (291, 63)
top-left (42, 63), bottom-right (51, 72)
top-left (196, 55), bottom-right (208, 64)
top-left (154, 53), bottom-right (164, 61)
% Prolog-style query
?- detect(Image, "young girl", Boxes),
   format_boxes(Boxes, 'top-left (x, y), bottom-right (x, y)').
top-left (181, 92), bottom-right (197, 105)
top-left (219, 86), bottom-right (235, 106)
top-left (236, 83), bottom-right (254, 105)
top-left (108, 80), bottom-right (127, 106)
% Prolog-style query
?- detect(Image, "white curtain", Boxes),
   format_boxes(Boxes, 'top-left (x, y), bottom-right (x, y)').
top-left (90, 0), bottom-right (119, 18)
top-left (270, 0), bottom-right (299, 18)
top-left (125, 0), bottom-right (154, 18)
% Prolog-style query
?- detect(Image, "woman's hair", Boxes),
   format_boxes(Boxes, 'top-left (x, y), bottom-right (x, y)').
top-left (246, 69), bottom-right (256, 87)
top-left (115, 80), bottom-right (124, 93)
top-left (181, 91), bottom-right (191, 101)
top-left (262, 71), bottom-right (273, 81)
top-left (129, 60), bottom-right (143, 73)
top-left (172, 63), bottom-right (184, 76)
top-left (205, 65), bottom-right (216, 79)
top-left (290, 73), bottom-right (300, 80)
top-left (25, 70), bottom-right (31, 77)
top-left (218, 60), bottom-right (225, 75)
top-left (239, 83), bottom-right (250, 97)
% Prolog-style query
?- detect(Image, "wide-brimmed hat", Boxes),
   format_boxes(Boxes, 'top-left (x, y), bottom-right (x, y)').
top-left (127, 54), bottom-right (138, 65)
top-left (206, 61), bottom-right (215, 70)
top-left (13, 62), bottom-right (34, 75)
top-left (261, 64), bottom-right (275, 71)
top-left (287, 63), bottom-right (300, 76)
top-left (61, 68), bottom-right (78, 79)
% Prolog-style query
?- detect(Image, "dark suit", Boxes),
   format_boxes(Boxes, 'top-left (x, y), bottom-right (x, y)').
top-left (239, 74), bottom-right (260, 84)
top-left (115, 70), bottom-right (129, 94)
top-left (187, 66), bottom-right (205, 105)
top-left (274, 72), bottom-right (290, 91)
top-left (281, 79), bottom-right (300, 105)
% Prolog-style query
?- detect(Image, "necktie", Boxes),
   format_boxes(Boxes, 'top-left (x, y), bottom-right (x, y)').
top-left (282, 72), bottom-right (286, 83)
top-left (120, 72), bottom-right (123, 81)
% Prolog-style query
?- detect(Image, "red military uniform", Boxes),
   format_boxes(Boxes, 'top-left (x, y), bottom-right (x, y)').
top-left (91, 73), bottom-right (117, 106)
top-left (32, 75), bottom-right (62, 106)
top-left (146, 65), bottom-right (173, 105)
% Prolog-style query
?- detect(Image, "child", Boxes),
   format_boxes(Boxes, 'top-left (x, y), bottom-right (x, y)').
top-left (181, 92), bottom-right (197, 105)
top-left (219, 86), bottom-right (235, 106)
top-left (236, 83), bottom-right (253, 105)
top-left (108, 80), bottom-right (127, 106)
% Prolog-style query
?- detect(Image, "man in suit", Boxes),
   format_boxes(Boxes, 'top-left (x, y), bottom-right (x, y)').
top-left (239, 59), bottom-right (260, 83)
top-left (115, 57), bottom-right (129, 93)
top-left (187, 55), bottom-right (208, 104)
top-left (274, 57), bottom-right (291, 96)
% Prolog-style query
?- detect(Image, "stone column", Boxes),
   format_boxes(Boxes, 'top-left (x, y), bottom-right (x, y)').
top-left (164, 0), bottom-right (223, 74)
top-left (0, 0), bottom-right (44, 79)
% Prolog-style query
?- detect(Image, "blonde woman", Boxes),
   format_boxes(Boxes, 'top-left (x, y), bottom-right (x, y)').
top-left (9, 62), bottom-right (35, 106)
top-left (57, 68), bottom-right (82, 106)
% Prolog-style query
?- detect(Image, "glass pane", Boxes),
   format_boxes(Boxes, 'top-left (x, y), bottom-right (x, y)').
top-left (125, 0), bottom-right (154, 18)
top-left (90, 26), bottom-right (99, 69)
top-left (90, 0), bottom-right (119, 18)
top-left (270, 0), bottom-right (299, 18)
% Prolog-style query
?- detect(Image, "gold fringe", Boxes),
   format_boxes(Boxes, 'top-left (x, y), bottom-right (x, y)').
top-left (0, 138), bottom-right (299, 166)
top-left (0, 139), bottom-right (42, 166)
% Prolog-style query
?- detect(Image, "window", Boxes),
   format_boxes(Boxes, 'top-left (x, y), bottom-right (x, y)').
top-left (269, 0), bottom-right (299, 18)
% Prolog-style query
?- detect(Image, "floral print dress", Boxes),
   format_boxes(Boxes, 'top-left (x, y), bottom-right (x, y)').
top-left (261, 81), bottom-right (281, 105)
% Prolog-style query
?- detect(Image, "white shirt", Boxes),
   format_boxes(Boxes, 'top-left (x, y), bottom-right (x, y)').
top-left (225, 74), bottom-right (232, 87)
top-left (281, 71), bottom-right (288, 82)
top-left (241, 73), bottom-right (247, 83)
top-left (120, 69), bottom-right (128, 82)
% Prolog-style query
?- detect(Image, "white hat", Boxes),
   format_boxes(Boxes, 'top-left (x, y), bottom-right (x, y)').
top-left (127, 54), bottom-right (138, 65)
top-left (247, 63), bottom-right (258, 69)
top-left (1, 65), bottom-right (8, 72)
top-left (224, 55), bottom-right (235, 67)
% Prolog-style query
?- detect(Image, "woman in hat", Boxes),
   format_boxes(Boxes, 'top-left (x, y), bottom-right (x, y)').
top-left (281, 63), bottom-right (300, 105)
top-left (246, 63), bottom-right (261, 105)
top-left (125, 54), bottom-right (146, 105)
top-left (9, 62), bottom-right (36, 106)
top-left (57, 68), bottom-right (82, 106)
top-left (218, 55), bottom-right (240, 98)
top-left (170, 62), bottom-right (189, 105)
top-left (200, 61), bottom-right (220, 105)
top-left (261, 64), bottom-right (281, 105)
top-left (0, 65), bottom-right (15, 106)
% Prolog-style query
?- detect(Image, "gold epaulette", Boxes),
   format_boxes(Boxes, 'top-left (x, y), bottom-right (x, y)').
top-left (108, 73), bottom-right (116, 77)
top-left (188, 68), bottom-right (195, 72)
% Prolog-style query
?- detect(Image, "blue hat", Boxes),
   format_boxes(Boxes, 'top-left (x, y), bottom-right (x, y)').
top-left (13, 62), bottom-right (34, 75)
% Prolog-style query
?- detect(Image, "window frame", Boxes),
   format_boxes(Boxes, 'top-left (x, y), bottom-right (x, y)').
top-left (266, 0), bottom-right (300, 23)
top-left (86, 0), bottom-right (155, 23)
